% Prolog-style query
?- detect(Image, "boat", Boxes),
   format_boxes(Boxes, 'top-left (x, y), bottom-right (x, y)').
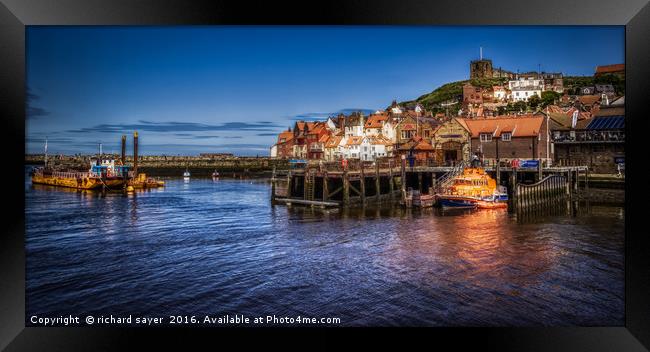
top-left (32, 158), bottom-right (129, 190)
top-left (436, 195), bottom-right (478, 209)
top-left (436, 167), bottom-right (508, 210)
top-left (129, 172), bottom-right (165, 189)
top-left (183, 167), bottom-right (190, 180)
top-left (412, 191), bottom-right (435, 208)
top-left (212, 170), bottom-right (219, 179)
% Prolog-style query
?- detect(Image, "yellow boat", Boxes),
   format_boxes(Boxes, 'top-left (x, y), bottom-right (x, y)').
top-left (128, 172), bottom-right (165, 189)
top-left (436, 167), bottom-right (508, 209)
top-left (31, 158), bottom-right (129, 190)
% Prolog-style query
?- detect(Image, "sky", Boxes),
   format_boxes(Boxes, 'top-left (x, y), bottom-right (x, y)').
top-left (26, 26), bottom-right (624, 156)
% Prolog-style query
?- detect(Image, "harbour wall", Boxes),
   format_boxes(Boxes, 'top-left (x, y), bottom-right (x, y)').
top-left (25, 154), bottom-right (288, 177)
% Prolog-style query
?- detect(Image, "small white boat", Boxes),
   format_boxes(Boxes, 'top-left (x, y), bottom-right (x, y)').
top-left (183, 168), bottom-right (190, 181)
top-left (212, 170), bottom-right (219, 179)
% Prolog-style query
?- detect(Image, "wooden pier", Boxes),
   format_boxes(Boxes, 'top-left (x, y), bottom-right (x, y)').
top-left (271, 158), bottom-right (589, 210)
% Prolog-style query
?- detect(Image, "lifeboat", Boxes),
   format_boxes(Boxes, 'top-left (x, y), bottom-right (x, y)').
top-left (436, 167), bottom-right (508, 210)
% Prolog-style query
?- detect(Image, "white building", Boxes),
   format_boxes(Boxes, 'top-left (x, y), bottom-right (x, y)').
top-left (509, 78), bottom-right (544, 101)
top-left (344, 114), bottom-right (365, 138)
top-left (493, 86), bottom-right (510, 101)
top-left (343, 136), bottom-right (364, 159)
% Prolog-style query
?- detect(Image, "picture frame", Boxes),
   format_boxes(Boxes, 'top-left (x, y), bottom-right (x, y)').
top-left (1, 0), bottom-right (647, 349)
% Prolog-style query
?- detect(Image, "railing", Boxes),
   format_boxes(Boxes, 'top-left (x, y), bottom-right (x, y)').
top-left (34, 170), bottom-right (94, 179)
top-left (435, 160), bottom-right (468, 193)
top-left (552, 130), bottom-right (624, 143)
top-left (514, 174), bottom-right (568, 215)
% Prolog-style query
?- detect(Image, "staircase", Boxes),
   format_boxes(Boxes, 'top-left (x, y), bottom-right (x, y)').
top-left (304, 169), bottom-right (315, 201)
top-left (435, 161), bottom-right (467, 193)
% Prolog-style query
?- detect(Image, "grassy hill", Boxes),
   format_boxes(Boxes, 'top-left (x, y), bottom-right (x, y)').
top-left (400, 77), bottom-right (507, 113)
top-left (401, 75), bottom-right (622, 114)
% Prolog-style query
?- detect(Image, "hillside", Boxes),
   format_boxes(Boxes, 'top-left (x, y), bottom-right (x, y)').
top-left (400, 75), bottom-right (623, 114)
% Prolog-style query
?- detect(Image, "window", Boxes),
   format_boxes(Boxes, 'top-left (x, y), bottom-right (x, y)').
top-left (480, 133), bottom-right (492, 142)
top-left (501, 132), bottom-right (511, 141)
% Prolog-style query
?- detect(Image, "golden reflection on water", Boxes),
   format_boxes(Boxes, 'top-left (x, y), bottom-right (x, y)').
top-left (385, 208), bottom-right (558, 292)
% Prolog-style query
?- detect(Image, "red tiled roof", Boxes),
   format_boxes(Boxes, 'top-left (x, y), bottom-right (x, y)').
top-left (595, 64), bottom-right (624, 75)
top-left (365, 114), bottom-right (389, 129)
top-left (458, 115), bottom-right (544, 138)
top-left (578, 95), bottom-right (601, 106)
top-left (413, 139), bottom-right (434, 151)
top-left (318, 134), bottom-right (330, 143)
top-left (370, 135), bottom-right (392, 146)
top-left (346, 136), bottom-right (363, 146)
top-left (325, 135), bottom-right (343, 148)
top-left (277, 131), bottom-right (294, 144)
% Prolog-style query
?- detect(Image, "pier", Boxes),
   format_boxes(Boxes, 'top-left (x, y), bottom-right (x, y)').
top-left (271, 158), bottom-right (589, 211)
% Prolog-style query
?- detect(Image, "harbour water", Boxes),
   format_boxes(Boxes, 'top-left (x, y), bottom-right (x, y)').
top-left (25, 167), bottom-right (624, 326)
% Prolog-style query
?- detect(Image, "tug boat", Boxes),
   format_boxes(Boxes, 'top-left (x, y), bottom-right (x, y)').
top-left (32, 158), bottom-right (129, 190)
top-left (436, 167), bottom-right (508, 210)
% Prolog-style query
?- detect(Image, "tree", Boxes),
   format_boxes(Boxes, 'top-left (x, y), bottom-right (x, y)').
top-left (540, 91), bottom-right (561, 107)
top-left (594, 73), bottom-right (625, 94)
top-left (527, 94), bottom-right (541, 110)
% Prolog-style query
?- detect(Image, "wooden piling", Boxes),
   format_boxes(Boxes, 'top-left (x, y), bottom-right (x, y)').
top-left (388, 160), bottom-right (394, 195)
top-left (496, 160), bottom-right (500, 185)
top-left (323, 171), bottom-right (329, 201)
top-left (271, 166), bottom-right (276, 202)
top-left (418, 172), bottom-right (423, 193)
top-left (343, 169), bottom-right (350, 206)
top-left (286, 170), bottom-right (292, 198)
top-left (400, 157), bottom-right (406, 203)
top-left (303, 172), bottom-right (308, 201)
top-left (375, 162), bottom-right (381, 200)
top-left (431, 172), bottom-right (437, 192)
top-left (359, 163), bottom-right (366, 203)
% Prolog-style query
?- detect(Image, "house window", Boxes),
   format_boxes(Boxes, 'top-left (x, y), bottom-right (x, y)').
top-left (480, 133), bottom-right (492, 142)
top-left (501, 132), bottom-right (511, 141)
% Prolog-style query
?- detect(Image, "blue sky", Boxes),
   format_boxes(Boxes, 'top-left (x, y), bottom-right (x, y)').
top-left (26, 26), bottom-right (624, 156)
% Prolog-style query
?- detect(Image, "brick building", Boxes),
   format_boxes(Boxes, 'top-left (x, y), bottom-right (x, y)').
top-left (595, 64), bottom-right (625, 79)
top-left (431, 118), bottom-right (472, 165)
top-left (459, 114), bottom-right (553, 165)
top-left (551, 99), bottom-right (624, 173)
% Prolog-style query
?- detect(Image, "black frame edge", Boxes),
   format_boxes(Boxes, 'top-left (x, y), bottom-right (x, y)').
top-left (1, 0), bottom-right (649, 350)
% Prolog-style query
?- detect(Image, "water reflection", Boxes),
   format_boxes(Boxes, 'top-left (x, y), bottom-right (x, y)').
top-left (26, 174), bottom-right (624, 326)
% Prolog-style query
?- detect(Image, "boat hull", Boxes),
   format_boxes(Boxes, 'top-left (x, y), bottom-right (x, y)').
top-left (436, 196), bottom-right (478, 209)
top-left (476, 200), bottom-right (508, 209)
top-left (436, 195), bottom-right (508, 210)
top-left (32, 174), bottom-right (125, 190)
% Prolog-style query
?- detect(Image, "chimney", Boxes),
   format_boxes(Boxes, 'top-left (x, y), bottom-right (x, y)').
top-left (121, 135), bottom-right (126, 165)
top-left (133, 131), bottom-right (139, 175)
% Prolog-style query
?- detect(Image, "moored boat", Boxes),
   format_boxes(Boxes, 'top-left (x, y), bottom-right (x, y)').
top-left (32, 158), bottom-right (129, 190)
top-left (436, 195), bottom-right (478, 209)
top-left (436, 167), bottom-right (508, 210)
